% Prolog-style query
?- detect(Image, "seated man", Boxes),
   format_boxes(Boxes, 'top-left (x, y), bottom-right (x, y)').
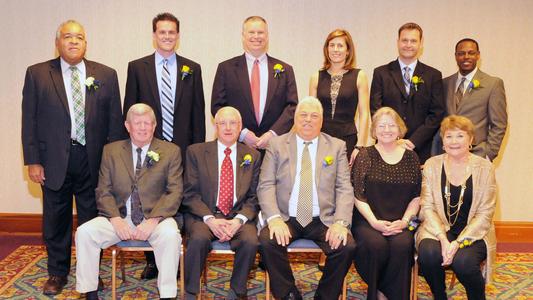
top-left (75, 104), bottom-right (183, 300)
top-left (258, 96), bottom-right (356, 300)
top-left (181, 106), bottom-right (261, 300)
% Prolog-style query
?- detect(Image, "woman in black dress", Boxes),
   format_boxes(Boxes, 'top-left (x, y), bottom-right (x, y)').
top-left (351, 107), bottom-right (421, 300)
top-left (309, 29), bottom-right (370, 165)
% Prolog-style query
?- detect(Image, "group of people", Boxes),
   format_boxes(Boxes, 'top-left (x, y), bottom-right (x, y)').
top-left (21, 11), bottom-right (506, 300)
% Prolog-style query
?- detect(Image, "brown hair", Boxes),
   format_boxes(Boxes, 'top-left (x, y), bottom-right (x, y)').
top-left (152, 13), bottom-right (179, 33)
top-left (322, 29), bottom-right (356, 70)
top-left (439, 115), bottom-right (475, 143)
top-left (371, 107), bottom-right (408, 139)
top-left (398, 22), bottom-right (423, 39)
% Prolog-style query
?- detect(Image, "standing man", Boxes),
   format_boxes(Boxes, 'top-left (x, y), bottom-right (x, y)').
top-left (76, 104), bottom-right (182, 300)
top-left (211, 16), bottom-right (298, 151)
top-left (370, 22), bottom-right (445, 163)
top-left (441, 38), bottom-right (507, 161)
top-left (21, 20), bottom-right (123, 295)
top-left (258, 97), bottom-right (355, 300)
top-left (181, 107), bottom-right (261, 300)
top-left (123, 12), bottom-right (205, 278)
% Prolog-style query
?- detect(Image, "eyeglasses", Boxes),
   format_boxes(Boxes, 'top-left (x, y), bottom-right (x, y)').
top-left (298, 112), bottom-right (321, 120)
top-left (376, 123), bottom-right (398, 130)
top-left (216, 120), bottom-right (240, 127)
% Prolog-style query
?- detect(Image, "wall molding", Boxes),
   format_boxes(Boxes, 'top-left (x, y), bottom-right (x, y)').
top-left (1, 214), bottom-right (532, 242)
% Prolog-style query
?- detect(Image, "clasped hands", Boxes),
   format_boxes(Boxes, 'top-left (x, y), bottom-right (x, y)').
top-left (206, 217), bottom-right (242, 242)
top-left (243, 131), bottom-right (273, 149)
top-left (110, 217), bottom-right (160, 241)
top-left (371, 219), bottom-right (407, 236)
top-left (440, 239), bottom-right (460, 266)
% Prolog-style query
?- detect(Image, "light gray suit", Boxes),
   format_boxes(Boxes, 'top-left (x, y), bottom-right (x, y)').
top-left (443, 70), bottom-right (507, 160)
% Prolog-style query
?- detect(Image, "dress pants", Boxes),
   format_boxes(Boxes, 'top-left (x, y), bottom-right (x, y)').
top-left (184, 217), bottom-right (258, 295)
top-left (75, 217), bottom-right (181, 298)
top-left (42, 144), bottom-right (97, 277)
top-left (418, 232), bottom-right (487, 300)
top-left (259, 217), bottom-right (356, 299)
top-left (352, 221), bottom-right (414, 300)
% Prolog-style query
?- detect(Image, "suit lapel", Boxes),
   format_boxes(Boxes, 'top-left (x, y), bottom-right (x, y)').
top-left (235, 55), bottom-right (256, 124)
top-left (410, 62), bottom-right (426, 100)
top-left (447, 73), bottom-right (459, 114)
top-left (137, 140), bottom-right (160, 180)
top-left (288, 133), bottom-right (297, 189)
top-left (236, 143), bottom-right (245, 200)
top-left (174, 54), bottom-right (185, 110)
top-left (264, 56), bottom-right (278, 120)
top-left (205, 141), bottom-right (219, 205)
top-left (49, 58), bottom-right (70, 114)
top-left (120, 140), bottom-right (135, 181)
top-left (315, 134), bottom-right (328, 189)
top-left (84, 60), bottom-right (96, 123)
top-left (389, 61), bottom-right (409, 99)
top-left (144, 55), bottom-right (162, 118)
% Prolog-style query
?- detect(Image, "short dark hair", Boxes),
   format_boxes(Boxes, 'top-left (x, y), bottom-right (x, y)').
top-left (398, 22), bottom-right (423, 39)
top-left (152, 13), bottom-right (179, 33)
top-left (455, 38), bottom-right (480, 52)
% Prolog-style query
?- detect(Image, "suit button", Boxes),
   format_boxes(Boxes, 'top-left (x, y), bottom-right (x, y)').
top-left (403, 100), bottom-right (407, 104)
top-left (403, 117), bottom-right (407, 120)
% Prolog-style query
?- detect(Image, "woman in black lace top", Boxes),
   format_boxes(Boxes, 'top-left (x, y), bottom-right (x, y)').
top-left (351, 107), bottom-right (421, 300)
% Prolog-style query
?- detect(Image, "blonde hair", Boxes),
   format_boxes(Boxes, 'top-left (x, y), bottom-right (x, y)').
top-left (371, 107), bottom-right (407, 139)
top-left (439, 115), bottom-right (475, 143)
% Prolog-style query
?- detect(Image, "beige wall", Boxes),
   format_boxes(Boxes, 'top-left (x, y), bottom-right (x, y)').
top-left (1, 0), bottom-right (532, 221)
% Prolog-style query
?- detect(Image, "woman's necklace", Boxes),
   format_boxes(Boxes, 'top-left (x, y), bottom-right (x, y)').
top-left (444, 155), bottom-right (470, 226)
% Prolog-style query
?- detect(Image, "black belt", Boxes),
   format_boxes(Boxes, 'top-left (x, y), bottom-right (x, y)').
top-left (71, 139), bottom-right (85, 146)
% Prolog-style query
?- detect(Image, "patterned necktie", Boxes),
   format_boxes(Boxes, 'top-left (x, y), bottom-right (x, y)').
top-left (70, 66), bottom-right (85, 145)
top-left (251, 59), bottom-right (261, 123)
top-left (296, 142), bottom-right (313, 227)
top-left (131, 147), bottom-right (144, 225)
top-left (161, 59), bottom-right (174, 142)
top-left (403, 66), bottom-right (411, 94)
top-left (218, 147), bottom-right (234, 215)
top-left (455, 77), bottom-right (466, 110)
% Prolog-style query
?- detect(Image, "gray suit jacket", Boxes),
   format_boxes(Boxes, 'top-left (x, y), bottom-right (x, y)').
top-left (443, 70), bottom-right (507, 160)
top-left (258, 132), bottom-right (354, 226)
top-left (96, 138), bottom-right (183, 219)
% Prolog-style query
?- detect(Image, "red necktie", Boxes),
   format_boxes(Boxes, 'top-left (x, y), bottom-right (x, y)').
top-left (251, 59), bottom-right (261, 123)
top-left (218, 147), bottom-right (234, 215)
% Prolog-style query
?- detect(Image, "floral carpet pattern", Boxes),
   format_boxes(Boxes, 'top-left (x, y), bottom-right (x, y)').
top-left (0, 246), bottom-right (531, 299)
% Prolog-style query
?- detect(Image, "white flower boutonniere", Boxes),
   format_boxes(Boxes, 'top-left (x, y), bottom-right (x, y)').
top-left (146, 150), bottom-right (160, 168)
top-left (85, 76), bottom-right (100, 90)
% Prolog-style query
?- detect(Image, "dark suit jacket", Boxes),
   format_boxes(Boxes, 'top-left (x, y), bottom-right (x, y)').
top-left (258, 132), bottom-right (354, 226)
top-left (123, 53), bottom-right (205, 157)
top-left (211, 54), bottom-right (298, 137)
top-left (96, 138), bottom-right (183, 219)
top-left (370, 59), bottom-right (445, 163)
top-left (443, 70), bottom-right (507, 160)
top-left (21, 57), bottom-right (124, 190)
top-left (182, 141), bottom-right (261, 224)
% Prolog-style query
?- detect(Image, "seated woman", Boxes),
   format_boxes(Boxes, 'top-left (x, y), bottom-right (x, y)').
top-left (416, 115), bottom-right (496, 300)
top-left (351, 107), bottom-right (421, 300)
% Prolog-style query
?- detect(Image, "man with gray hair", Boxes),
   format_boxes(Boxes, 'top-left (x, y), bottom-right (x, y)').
top-left (21, 19), bottom-right (123, 295)
top-left (258, 96), bottom-right (355, 299)
top-left (75, 104), bottom-right (183, 300)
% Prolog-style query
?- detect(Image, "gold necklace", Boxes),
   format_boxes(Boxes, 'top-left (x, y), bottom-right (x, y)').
top-left (444, 179), bottom-right (467, 226)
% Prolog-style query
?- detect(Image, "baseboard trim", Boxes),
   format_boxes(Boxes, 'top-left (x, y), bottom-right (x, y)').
top-left (1, 213), bottom-right (532, 242)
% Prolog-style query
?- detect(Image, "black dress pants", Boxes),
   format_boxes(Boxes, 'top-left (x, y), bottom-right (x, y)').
top-left (259, 217), bottom-right (356, 300)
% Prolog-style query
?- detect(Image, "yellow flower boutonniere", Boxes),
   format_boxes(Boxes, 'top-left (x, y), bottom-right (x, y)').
top-left (240, 154), bottom-right (253, 167)
top-left (181, 65), bottom-right (193, 80)
top-left (411, 76), bottom-right (424, 92)
top-left (459, 238), bottom-right (473, 249)
top-left (322, 156), bottom-right (334, 167)
top-left (407, 216), bottom-right (421, 231)
top-left (273, 63), bottom-right (285, 79)
top-left (146, 150), bottom-right (160, 167)
top-left (85, 76), bottom-right (100, 91)
top-left (468, 79), bottom-right (480, 90)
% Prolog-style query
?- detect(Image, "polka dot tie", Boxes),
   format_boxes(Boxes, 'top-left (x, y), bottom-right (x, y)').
top-left (218, 147), bottom-right (233, 215)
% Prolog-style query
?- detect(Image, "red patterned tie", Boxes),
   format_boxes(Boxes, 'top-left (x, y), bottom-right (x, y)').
top-left (218, 147), bottom-right (234, 215)
top-left (251, 59), bottom-right (261, 123)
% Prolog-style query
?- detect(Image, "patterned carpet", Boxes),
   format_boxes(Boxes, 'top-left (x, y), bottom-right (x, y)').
top-left (0, 246), bottom-right (531, 299)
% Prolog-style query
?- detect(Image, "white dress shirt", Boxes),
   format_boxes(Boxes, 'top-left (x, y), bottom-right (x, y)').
top-left (456, 68), bottom-right (478, 94)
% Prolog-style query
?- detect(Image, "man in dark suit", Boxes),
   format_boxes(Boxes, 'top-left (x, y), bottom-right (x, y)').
top-left (258, 97), bottom-right (356, 300)
top-left (211, 16), bottom-right (298, 151)
top-left (123, 12), bottom-right (205, 278)
top-left (181, 106), bottom-right (261, 300)
top-left (75, 104), bottom-right (183, 300)
top-left (370, 22), bottom-right (445, 163)
top-left (21, 20), bottom-right (123, 295)
top-left (440, 38), bottom-right (507, 161)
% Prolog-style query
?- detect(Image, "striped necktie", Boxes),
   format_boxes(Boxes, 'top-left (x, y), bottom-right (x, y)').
top-left (161, 59), bottom-right (174, 142)
top-left (403, 66), bottom-right (411, 94)
top-left (70, 66), bottom-right (85, 145)
top-left (455, 77), bottom-right (466, 110)
top-left (296, 141), bottom-right (313, 227)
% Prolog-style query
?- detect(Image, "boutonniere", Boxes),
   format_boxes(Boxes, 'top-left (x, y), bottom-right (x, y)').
top-left (468, 79), bottom-right (480, 91)
top-left (180, 65), bottom-right (193, 80)
top-left (273, 63), bottom-right (285, 79)
top-left (240, 154), bottom-right (253, 167)
top-left (411, 76), bottom-right (424, 92)
top-left (458, 238), bottom-right (473, 249)
top-left (407, 216), bottom-right (421, 231)
top-left (146, 150), bottom-right (160, 168)
top-left (85, 76), bottom-right (100, 91)
top-left (322, 156), bottom-right (334, 167)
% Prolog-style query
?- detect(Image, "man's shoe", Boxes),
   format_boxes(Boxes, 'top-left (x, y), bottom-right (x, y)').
top-left (43, 275), bottom-right (68, 295)
top-left (184, 292), bottom-right (196, 300)
top-left (85, 290), bottom-right (98, 300)
top-left (140, 262), bottom-right (158, 279)
top-left (281, 287), bottom-right (303, 300)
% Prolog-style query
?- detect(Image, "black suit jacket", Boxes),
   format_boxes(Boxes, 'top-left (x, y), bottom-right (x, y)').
top-left (370, 59), bottom-right (445, 163)
top-left (211, 54), bottom-right (298, 137)
top-left (181, 141), bottom-right (261, 224)
top-left (22, 57), bottom-right (124, 190)
top-left (123, 53), bottom-right (205, 157)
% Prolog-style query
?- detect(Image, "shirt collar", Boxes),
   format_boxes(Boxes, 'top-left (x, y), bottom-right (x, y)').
top-left (155, 51), bottom-right (176, 66)
top-left (245, 52), bottom-right (267, 64)
top-left (60, 57), bottom-right (86, 74)
top-left (398, 58), bottom-right (418, 72)
top-left (131, 142), bottom-right (151, 153)
top-left (217, 140), bottom-right (237, 153)
top-left (296, 134), bottom-right (319, 145)
top-left (460, 67), bottom-right (478, 82)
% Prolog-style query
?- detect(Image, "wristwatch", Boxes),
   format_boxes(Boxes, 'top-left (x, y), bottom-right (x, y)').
top-left (335, 220), bottom-right (350, 228)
